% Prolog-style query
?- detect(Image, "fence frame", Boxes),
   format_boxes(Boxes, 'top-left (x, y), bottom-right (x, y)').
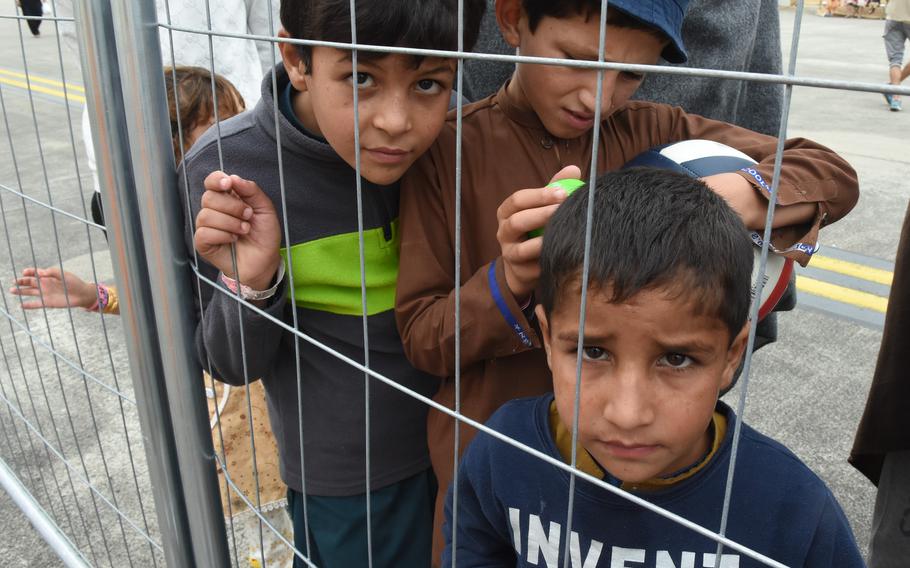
top-left (0, 456), bottom-right (89, 567)
top-left (76, 0), bottom-right (230, 565)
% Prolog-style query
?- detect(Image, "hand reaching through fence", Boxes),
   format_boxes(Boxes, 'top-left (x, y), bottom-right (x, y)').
top-left (194, 172), bottom-right (282, 293)
top-left (9, 266), bottom-right (119, 314)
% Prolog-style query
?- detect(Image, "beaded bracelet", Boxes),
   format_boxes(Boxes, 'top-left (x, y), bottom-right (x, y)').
top-left (103, 286), bottom-right (119, 315)
top-left (85, 284), bottom-right (111, 313)
top-left (219, 258), bottom-right (286, 301)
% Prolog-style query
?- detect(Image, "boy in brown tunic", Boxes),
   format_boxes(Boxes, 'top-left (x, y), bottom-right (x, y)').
top-left (395, 0), bottom-right (859, 557)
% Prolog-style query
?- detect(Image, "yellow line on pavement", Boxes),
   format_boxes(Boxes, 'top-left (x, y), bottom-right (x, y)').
top-left (796, 275), bottom-right (888, 313)
top-left (810, 254), bottom-right (893, 286)
top-left (0, 68), bottom-right (85, 93)
top-left (0, 76), bottom-right (85, 104)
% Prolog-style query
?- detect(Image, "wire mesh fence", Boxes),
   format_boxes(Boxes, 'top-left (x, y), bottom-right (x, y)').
top-left (0, 4), bottom-right (164, 566)
top-left (0, 0), bottom-right (906, 567)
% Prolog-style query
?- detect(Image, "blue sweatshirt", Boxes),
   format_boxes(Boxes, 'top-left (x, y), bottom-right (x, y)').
top-left (444, 395), bottom-right (864, 567)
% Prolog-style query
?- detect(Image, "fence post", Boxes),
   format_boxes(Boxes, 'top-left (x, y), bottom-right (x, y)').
top-left (0, 459), bottom-right (90, 568)
top-left (73, 1), bottom-right (231, 566)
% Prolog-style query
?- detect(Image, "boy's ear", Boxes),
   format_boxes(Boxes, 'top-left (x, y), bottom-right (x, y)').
top-left (277, 28), bottom-right (308, 92)
top-left (720, 321), bottom-right (750, 392)
top-left (535, 305), bottom-right (553, 366)
top-left (495, 0), bottom-right (524, 49)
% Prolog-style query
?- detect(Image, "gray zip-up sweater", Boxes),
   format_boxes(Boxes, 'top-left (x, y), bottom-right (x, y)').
top-left (180, 67), bottom-right (438, 496)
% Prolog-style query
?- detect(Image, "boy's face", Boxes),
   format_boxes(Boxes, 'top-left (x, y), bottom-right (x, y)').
top-left (281, 40), bottom-right (456, 185)
top-left (537, 283), bottom-right (747, 484)
top-left (497, 2), bottom-right (667, 140)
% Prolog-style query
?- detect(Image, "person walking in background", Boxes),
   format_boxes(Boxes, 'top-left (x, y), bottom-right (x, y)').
top-left (17, 0), bottom-right (43, 37)
top-left (883, 0), bottom-right (910, 111)
top-left (849, 202), bottom-right (910, 568)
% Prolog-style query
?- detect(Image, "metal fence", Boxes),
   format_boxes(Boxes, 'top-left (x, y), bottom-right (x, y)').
top-left (0, 0), bottom-right (906, 567)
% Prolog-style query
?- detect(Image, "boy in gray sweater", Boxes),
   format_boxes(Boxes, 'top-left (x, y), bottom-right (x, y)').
top-left (184, 0), bottom-right (484, 565)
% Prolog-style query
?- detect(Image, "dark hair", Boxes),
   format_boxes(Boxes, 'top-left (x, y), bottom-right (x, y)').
top-left (522, 1), bottom-right (665, 37)
top-left (539, 168), bottom-right (754, 340)
top-left (164, 66), bottom-right (245, 162)
top-left (281, 0), bottom-right (486, 71)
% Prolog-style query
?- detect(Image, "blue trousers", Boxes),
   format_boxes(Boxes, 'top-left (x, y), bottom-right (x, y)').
top-left (287, 469), bottom-right (435, 567)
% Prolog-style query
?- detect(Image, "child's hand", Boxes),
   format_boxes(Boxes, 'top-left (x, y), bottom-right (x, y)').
top-left (9, 267), bottom-right (98, 309)
top-left (194, 171), bottom-right (282, 291)
top-left (701, 173), bottom-right (766, 229)
top-left (496, 165), bottom-right (581, 301)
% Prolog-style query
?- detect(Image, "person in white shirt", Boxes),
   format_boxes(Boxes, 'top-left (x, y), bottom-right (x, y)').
top-left (52, 0), bottom-right (278, 195)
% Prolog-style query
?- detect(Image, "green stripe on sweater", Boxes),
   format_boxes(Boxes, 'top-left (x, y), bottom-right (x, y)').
top-left (279, 219), bottom-right (399, 316)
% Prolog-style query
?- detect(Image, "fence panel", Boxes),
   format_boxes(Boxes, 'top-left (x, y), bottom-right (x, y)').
top-left (0, 3), bottom-right (166, 567)
top-left (1, 0), bottom-right (907, 567)
top-left (0, 0), bottom-right (224, 565)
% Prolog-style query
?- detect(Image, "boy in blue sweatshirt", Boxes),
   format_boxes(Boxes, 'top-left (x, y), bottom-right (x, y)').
top-left (444, 168), bottom-right (864, 567)
top-left (185, 0), bottom-right (484, 565)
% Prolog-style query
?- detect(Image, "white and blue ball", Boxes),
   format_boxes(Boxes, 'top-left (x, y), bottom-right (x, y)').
top-left (622, 139), bottom-right (793, 321)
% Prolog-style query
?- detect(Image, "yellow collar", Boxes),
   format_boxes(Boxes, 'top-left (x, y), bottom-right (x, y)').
top-left (548, 400), bottom-right (727, 491)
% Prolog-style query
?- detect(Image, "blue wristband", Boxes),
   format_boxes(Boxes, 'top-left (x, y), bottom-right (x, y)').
top-left (739, 167), bottom-right (777, 202)
top-left (488, 260), bottom-right (533, 348)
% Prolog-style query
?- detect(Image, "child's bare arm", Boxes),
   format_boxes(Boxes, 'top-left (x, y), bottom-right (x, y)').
top-left (10, 267), bottom-right (99, 310)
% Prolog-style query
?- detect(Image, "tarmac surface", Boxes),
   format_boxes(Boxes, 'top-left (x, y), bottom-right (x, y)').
top-left (0, 4), bottom-right (908, 567)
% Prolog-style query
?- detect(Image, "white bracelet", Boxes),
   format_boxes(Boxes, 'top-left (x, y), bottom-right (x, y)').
top-left (219, 258), bottom-right (285, 301)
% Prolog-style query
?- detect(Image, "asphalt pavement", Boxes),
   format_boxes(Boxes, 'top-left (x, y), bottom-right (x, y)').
top-left (0, 5), bottom-right (908, 567)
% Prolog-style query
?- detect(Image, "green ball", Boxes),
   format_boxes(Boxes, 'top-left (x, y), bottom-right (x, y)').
top-left (527, 179), bottom-right (585, 239)
top-left (548, 178), bottom-right (586, 193)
